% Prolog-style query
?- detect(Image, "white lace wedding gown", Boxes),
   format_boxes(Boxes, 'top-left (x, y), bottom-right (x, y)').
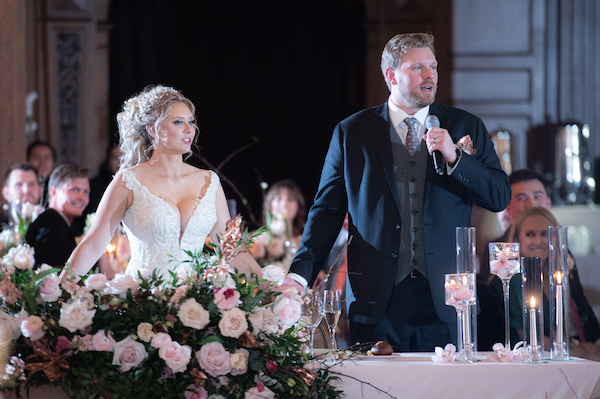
top-left (120, 169), bottom-right (218, 278)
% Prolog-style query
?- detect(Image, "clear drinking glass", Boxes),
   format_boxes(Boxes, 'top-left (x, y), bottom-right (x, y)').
top-left (301, 291), bottom-right (324, 356)
top-left (445, 273), bottom-right (477, 362)
top-left (323, 290), bottom-right (341, 352)
top-left (489, 242), bottom-right (520, 348)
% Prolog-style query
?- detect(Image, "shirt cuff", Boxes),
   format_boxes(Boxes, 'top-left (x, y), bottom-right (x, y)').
top-left (286, 272), bottom-right (308, 290)
top-left (447, 147), bottom-right (463, 175)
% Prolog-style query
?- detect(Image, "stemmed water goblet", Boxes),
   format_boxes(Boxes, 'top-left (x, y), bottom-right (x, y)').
top-left (445, 273), bottom-right (477, 362)
top-left (301, 291), bottom-right (324, 356)
top-left (323, 290), bottom-right (341, 353)
top-left (489, 242), bottom-right (520, 348)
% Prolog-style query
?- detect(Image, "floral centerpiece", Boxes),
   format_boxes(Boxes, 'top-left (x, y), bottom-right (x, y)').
top-left (0, 216), bottom-right (341, 399)
top-left (0, 201), bottom-right (44, 256)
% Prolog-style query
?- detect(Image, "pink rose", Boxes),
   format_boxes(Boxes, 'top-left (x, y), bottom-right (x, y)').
top-left (56, 336), bottom-right (73, 356)
top-left (112, 336), bottom-right (148, 372)
top-left (266, 360), bottom-right (277, 373)
top-left (3, 244), bottom-right (35, 270)
top-left (38, 264), bottom-right (61, 302)
top-left (93, 330), bottom-right (116, 351)
top-left (184, 385), bottom-right (208, 399)
top-left (159, 341), bottom-right (192, 373)
top-left (230, 348), bottom-right (249, 375)
top-left (218, 308), bottom-right (248, 338)
top-left (274, 297), bottom-right (302, 326)
top-left (150, 332), bottom-right (172, 348)
top-left (244, 385), bottom-right (275, 399)
top-left (59, 300), bottom-right (96, 333)
top-left (85, 273), bottom-right (108, 291)
top-left (20, 315), bottom-right (45, 341)
top-left (178, 298), bottom-right (210, 330)
top-left (196, 341), bottom-right (231, 377)
top-left (214, 287), bottom-right (241, 311)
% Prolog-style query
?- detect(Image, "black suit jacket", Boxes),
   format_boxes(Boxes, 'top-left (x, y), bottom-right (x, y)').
top-left (25, 208), bottom-right (76, 267)
top-left (290, 102), bottom-right (511, 325)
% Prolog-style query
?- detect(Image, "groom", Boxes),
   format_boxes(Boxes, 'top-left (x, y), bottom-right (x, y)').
top-left (287, 33), bottom-right (510, 351)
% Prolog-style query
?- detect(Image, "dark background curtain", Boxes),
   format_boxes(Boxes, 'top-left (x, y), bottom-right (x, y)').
top-left (108, 1), bottom-right (365, 227)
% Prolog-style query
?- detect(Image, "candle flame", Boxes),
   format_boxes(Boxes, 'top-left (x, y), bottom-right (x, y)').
top-left (530, 296), bottom-right (536, 308)
top-left (106, 243), bottom-right (116, 254)
top-left (462, 275), bottom-right (468, 285)
top-left (556, 271), bottom-right (562, 284)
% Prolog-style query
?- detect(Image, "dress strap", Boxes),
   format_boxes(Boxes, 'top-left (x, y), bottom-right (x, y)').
top-left (120, 169), bottom-right (141, 192)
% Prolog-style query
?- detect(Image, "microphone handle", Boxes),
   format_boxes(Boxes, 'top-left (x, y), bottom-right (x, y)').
top-left (433, 150), bottom-right (445, 175)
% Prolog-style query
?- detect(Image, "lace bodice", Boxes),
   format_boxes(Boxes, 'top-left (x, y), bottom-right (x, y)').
top-left (121, 169), bottom-right (218, 278)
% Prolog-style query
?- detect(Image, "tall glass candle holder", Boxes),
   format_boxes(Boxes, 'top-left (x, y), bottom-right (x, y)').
top-left (445, 273), bottom-right (476, 363)
top-left (489, 242), bottom-right (520, 348)
top-left (522, 257), bottom-right (544, 363)
top-left (549, 226), bottom-right (569, 360)
top-left (456, 227), bottom-right (477, 361)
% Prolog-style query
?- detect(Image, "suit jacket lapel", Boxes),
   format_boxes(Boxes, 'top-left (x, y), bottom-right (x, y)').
top-left (370, 102), bottom-right (401, 213)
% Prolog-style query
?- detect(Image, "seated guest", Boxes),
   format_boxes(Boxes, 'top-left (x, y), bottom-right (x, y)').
top-left (481, 169), bottom-right (552, 282)
top-left (1, 163), bottom-right (42, 226)
top-left (495, 207), bottom-right (600, 360)
top-left (26, 164), bottom-right (90, 267)
top-left (248, 179), bottom-right (306, 272)
top-left (27, 140), bottom-right (56, 207)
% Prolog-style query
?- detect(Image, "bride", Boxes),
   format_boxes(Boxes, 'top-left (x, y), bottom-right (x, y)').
top-left (63, 85), bottom-right (262, 281)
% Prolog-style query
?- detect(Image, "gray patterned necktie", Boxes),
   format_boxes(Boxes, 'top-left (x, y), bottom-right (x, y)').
top-left (404, 117), bottom-right (420, 156)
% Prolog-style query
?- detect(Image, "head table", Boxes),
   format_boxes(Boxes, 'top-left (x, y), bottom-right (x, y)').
top-left (2, 352), bottom-right (600, 399)
top-left (330, 352), bottom-right (600, 399)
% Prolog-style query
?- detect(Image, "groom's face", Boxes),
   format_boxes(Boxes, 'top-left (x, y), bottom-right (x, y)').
top-left (389, 47), bottom-right (438, 113)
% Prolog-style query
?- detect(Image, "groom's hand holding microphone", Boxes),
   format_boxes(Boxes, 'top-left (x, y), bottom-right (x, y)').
top-left (423, 115), bottom-right (458, 175)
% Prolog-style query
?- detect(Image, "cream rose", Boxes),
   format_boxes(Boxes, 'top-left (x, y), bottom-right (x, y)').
top-left (230, 348), bottom-right (249, 375)
top-left (3, 244), bottom-right (35, 270)
top-left (218, 308), bottom-right (248, 338)
top-left (112, 336), bottom-right (148, 372)
top-left (159, 341), bottom-right (192, 373)
top-left (58, 300), bottom-right (96, 333)
top-left (137, 322), bottom-right (156, 343)
top-left (196, 341), bottom-right (231, 377)
top-left (178, 298), bottom-right (210, 330)
top-left (0, 311), bottom-right (21, 340)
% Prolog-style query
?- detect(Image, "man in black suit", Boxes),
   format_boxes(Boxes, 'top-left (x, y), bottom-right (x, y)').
top-left (287, 33), bottom-right (511, 351)
top-left (26, 164), bottom-right (90, 267)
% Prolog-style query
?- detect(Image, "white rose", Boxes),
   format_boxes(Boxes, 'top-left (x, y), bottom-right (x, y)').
top-left (218, 308), bottom-right (248, 338)
top-left (178, 298), bottom-right (210, 330)
top-left (112, 336), bottom-right (148, 372)
top-left (59, 300), bottom-right (96, 333)
top-left (262, 265), bottom-right (285, 286)
top-left (104, 273), bottom-right (140, 298)
top-left (248, 308), bottom-right (278, 334)
top-left (3, 244), bottom-right (35, 270)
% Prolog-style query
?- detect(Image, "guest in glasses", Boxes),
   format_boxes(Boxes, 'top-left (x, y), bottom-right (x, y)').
top-left (284, 33), bottom-right (510, 352)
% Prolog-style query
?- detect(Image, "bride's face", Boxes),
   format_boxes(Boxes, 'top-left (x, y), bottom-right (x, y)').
top-left (154, 102), bottom-right (196, 154)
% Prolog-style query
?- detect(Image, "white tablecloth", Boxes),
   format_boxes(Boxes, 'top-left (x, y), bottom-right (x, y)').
top-left (4, 352), bottom-right (600, 399)
top-left (331, 352), bottom-right (600, 399)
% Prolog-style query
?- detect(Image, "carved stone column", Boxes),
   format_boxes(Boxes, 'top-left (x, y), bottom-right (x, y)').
top-left (0, 0), bottom-right (27, 197)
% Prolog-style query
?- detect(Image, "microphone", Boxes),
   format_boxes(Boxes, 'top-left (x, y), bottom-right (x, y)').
top-left (426, 115), bottom-right (445, 176)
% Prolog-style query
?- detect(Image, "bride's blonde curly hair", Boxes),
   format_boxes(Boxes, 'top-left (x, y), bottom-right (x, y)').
top-left (117, 85), bottom-right (197, 172)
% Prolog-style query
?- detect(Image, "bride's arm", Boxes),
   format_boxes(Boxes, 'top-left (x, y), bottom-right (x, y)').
top-left (210, 183), bottom-right (263, 281)
top-left (61, 174), bottom-right (131, 282)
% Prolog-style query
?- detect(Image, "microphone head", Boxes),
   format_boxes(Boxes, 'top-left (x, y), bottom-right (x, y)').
top-left (426, 115), bottom-right (440, 129)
